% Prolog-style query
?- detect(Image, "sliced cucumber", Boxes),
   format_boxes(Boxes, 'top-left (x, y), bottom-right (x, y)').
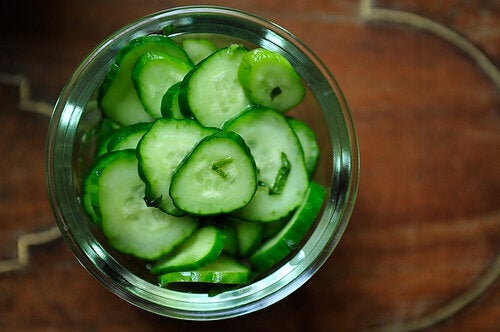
top-left (96, 140), bottom-right (110, 158)
top-left (222, 221), bottom-right (238, 256)
top-left (227, 217), bottom-right (263, 258)
top-left (287, 117), bottom-right (320, 177)
top-left (182, 38), bottom-right (218, 64)
top-left (95, 135), bottom-right (113, 158)
top-left (94, 118), bottom-right (119, 157)
top-left (262, 218), bottom-right (288, 240)
top-left (160, 82), bottom-right (184, 119)
top-left (106, 122), bottom-right (152, 152)
top-left (224, 106), bottom-right (309, 222)
top-left (137, 118), bottom-right (216, 215)
top-left (82, 37), bottom-right (327, 290)
top-left (238, 48), bottom-right (305, 112)
top-left (98, 34), bottom-right (192, 126)
top-left (150, 225), bottom-right (226, 275)
top-left (178, 44), bottom-right (252, 128)
top-left (97, 150), bottom-right (198, 260)
top-left (170, 130), bottom-right (258, 215)
top-left (82, 150), bottom-right (132, 226)
top-left (158, 254), bottom-right (251, 286)
top-left (249, 181), bottom-right (326, 271)
top-left (132, 51), bottom-right (193, 119)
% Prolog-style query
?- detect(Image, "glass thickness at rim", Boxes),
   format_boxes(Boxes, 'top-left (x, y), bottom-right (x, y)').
top-left (46, 6), bottom-right (359, 320)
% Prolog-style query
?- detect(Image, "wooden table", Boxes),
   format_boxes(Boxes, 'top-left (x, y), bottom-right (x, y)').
top-left (1, 1), bottom-right (498, 331)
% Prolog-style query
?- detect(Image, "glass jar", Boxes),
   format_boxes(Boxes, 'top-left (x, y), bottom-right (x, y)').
top-left (45, 5), bottom-right (359, 320)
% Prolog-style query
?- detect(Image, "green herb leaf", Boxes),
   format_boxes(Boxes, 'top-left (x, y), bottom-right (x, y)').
top-left (211, 157), bottom-right (234, 179)
top-left (269, 152), bottom-right (291, 195)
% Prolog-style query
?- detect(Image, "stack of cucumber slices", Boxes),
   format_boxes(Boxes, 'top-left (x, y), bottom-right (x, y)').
top-left (82, 32), bottom-right (326, 291)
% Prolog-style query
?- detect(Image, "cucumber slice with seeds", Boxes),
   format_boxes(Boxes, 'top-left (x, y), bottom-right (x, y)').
top-left (224, 106), bottom-right (309, 222)
top-left (82, 150), bottom-right (132, 226)
top-left (182, 38), bottom-right (218, 64)
top-left (97, 150), bottom-right (198, 260)
top-left (179, 44), bottom-right (251, 128)
top-left (132, 51), bottom-right (193, 119)
top-left (98, 34), bottom-right (192, 126)
top-left (238, 48), bottom-right (305, 112)
top-left (137, 118), bottom-right (217, 215)
top-left (170, 130), bottom-right (258, 215)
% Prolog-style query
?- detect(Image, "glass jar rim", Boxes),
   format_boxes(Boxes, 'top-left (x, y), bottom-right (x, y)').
top-left (45, 5), bottom-right (359, 320)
